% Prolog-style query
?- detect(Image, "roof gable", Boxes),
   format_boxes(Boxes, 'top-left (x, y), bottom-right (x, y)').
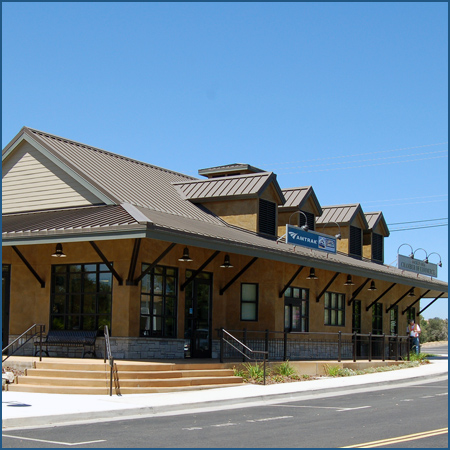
top-left (316, 203), bottom-right (369, 230)
top-left (2, 127), bottom-right (223, 224)
top-left (365, 211), bottom-right (390, 237)
top-left (173, 172), bottom-right (286, 204)
top-left (279, 186), bottom-right (322, 216)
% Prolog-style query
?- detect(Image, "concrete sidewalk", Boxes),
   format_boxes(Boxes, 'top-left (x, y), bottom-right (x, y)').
top-left (2, 356), bottom-right (447, 430)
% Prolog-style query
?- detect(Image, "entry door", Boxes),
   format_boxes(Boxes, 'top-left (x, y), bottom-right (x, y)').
top-left (2, 265), bottom-right (11, 350)
top-left (184, 272), bottom-right (212, 358)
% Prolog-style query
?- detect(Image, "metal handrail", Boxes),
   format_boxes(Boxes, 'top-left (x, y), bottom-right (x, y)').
top-left (220, 328), bottom-right (269, 385)
top-left (218, 328), bottom-right (411, 363)
top-left (2, 324), bottom-right (45, 363)
top-left (103, 326), bottom-right (120, 396)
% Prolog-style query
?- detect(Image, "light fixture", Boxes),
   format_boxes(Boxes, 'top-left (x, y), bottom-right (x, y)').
top-left (289, 210), bottom-right (309, 231)
top-left (178, 247), bottom-right (193, 262)
top-left (220, 254), bottom-right (233, 268)
top-left (319, 221), bottom-right (342, 240)
top-left (306, 267), bottom-right (318, 280)
top-left (408, 288), bottom-right (415, 297)
top-left (344, 275), bottom-right (354, 286)
top-left (51, 243), bottom-right (66, 257)
top-left (397, 243), bottom-right (414, 259)
top-left (412, 248), bottom-right (428, 261)
top-left (427, 252), bottom-right (443, 267)
top-left (368, 280), bottom-right (377, 291)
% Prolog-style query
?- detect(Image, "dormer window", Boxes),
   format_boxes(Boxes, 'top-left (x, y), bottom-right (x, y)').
top-left (259, 199), bottom-right (277, 236)
top-left (349, 226), bottom-right (362, 258)
top-left (372, 233), bottom-right (384, 262)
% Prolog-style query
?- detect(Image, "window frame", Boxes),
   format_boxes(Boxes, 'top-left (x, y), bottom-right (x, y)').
top-left (372, 303), bottom-right (383, 335)
top-left (284, 286), bottom-right (309, 332)
top-left (50, 263), bottom-right (112, 335)
top-left (140, 264), bottom-right (178, 338)
top-left (324, 291), bottom-right (345, 326)
top-left (240, 283), bottom-right (259, 322)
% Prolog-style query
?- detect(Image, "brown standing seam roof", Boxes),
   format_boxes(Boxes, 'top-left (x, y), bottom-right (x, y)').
top-left (316, 204), bottom-right (369, 229)
top-left (173, 172), bottom-right (285, 203)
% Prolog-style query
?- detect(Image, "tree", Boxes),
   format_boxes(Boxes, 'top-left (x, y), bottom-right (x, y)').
top-left (420, 317), bottom-right (448, 343)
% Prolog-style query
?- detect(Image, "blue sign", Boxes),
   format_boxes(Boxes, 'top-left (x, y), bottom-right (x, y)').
top-left (286, 225), bottom-right (337, 253)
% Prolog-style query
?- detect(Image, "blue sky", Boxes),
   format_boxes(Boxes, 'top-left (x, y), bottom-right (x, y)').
top-left (2, 2), bottom-right (448, 319)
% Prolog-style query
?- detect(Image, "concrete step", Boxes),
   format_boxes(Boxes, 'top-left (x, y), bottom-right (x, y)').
top-left (28, 368), bottom-right (235, 379)
top-left (6, 382), bottom-right (243, 395)
top-left (17, 375), bottom-right (242, 388)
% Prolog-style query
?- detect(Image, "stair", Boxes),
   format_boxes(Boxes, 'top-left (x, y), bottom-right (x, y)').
top-left (6, 359), bottom-right (243, 395)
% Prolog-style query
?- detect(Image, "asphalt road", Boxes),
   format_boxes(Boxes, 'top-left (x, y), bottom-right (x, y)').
top-left (2, 375), bottom-right (448, 448)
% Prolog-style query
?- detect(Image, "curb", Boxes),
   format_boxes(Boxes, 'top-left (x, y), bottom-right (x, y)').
top-left (2, 369), bottom-right (447, 430)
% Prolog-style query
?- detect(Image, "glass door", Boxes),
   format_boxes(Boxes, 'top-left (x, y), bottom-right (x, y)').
top-left (2, 265), bottom-right (11, 350)
top-left (184, 271), bottom-right (212, 358)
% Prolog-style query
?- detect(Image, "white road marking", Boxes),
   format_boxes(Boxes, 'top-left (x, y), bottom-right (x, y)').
top-left (2, 434), bottom-right (106, 446)
top-left (276, 404), bottom-right (371, 412)
top-left (182, 427), bottom-right (203, 431)
top-left (211, 423), bottom-right (237, 427)
top-left (421, 395), bottom-right (435, 398)
top-left (246, 415), bottom-right (293, 422)
top-left (436, 392), bottom-right (448, 396)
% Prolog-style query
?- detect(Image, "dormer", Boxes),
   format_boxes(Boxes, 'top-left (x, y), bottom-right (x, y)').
top-left (173, 170), bottom-right (285, 237)
top-left (316, 204), bottom-right (369, 258)
top-left (277, 186), bottom-right (322, 237)
top-left (363, 212), bottom-right (390, 263)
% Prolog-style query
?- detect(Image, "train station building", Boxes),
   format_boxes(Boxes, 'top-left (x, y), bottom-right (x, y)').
top-left (2, 127), bottom-right (447, 360)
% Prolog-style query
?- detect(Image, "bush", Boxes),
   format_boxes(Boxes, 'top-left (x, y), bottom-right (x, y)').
top-left (273, 360), bottom-right (297, 377)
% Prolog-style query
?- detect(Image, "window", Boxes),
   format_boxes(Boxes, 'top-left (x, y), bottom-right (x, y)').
top-left (259, 199), bottom-right (277, 236)
top-left (372, 233), bottom-right (384, 262)
top-left (241, 283), bottom-right (258, 321)
top-left (284, 287), bottom-right (309, 332)
top-left (140, 265), bottom-right (178, 337)
top-left (51, 264), bottom-right (112, 334)
top-left (372, 303), bottom-right (383, 335)
top-left (407, 307), bottom-right (416, 323)
top-left (349, 226), bottom-right (362, 258)
top-left (352, 300), bottom-right (361, 333)
top-left (324, 292), bottom-right (345, 326)
top-left (390, 306), bottom-right (398, 335)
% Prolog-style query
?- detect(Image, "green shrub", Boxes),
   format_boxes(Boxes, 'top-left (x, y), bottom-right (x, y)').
top-left (274, 360), bottom-right (297, 377)
top-left (243, 362), bottom-right (266, 381)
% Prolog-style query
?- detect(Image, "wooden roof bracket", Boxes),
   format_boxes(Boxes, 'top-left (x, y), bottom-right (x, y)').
top-left (386, 285), bottom-right (422, 313)
top-left (12, 246), bottom-right (45, 288)
top-left (89, 241), bottom-right (123, 285)
top-left (418, 292), bottom-right (445, 316)
top-left (401, 288), bottom-right (429, 315)
top-left (126, 239), bottom-right (141, 285)
top-left (133, 242), bottom-right (176, 285)
top-left (347, 278), bottom-right (371, 306)
top-left (367, 283), bottom-right (404, 312)
top-left (180, 251), bottom-right (220, 292)
top-left (220, 257), bottom-right (258, 295)
top-left (279, 266), bottom-right (304, 298)
top-left (316, 272), bottom-right (340, 303)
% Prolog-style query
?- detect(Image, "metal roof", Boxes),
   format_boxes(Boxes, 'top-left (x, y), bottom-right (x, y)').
top-left (3, 203), bottom-right (446, 295)
top-left (316, 204), bottom-right (369, 229)
top-left (7, 127), bottom-right (222, 225)
top-left (365, 211), bottom-right (390, 237)
top-left (280, 186), bottom-right (323, 216)
top-left (173, 172), bottom-right (285, 204)
top-left (1, 128), bottom-right (446, 296)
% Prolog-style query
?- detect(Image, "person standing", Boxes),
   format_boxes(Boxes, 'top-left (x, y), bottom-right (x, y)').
top-left (407, 319), bottom-right (421, 354)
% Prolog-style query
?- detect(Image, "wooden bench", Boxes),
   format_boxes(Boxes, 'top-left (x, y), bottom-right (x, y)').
top-left (34, 330), bottom-right (98, 358)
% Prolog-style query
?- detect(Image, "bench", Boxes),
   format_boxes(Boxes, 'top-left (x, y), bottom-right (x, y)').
top-left (34, 330), bottom-right (98, 358)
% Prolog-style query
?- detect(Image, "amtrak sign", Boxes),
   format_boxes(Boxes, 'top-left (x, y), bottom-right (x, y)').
top-left (286, 224), bottom-right (337, 254)
top-left (398, 254), bottom-right (438, 278)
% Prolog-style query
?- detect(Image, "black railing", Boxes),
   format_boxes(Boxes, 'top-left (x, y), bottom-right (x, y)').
top-left (219, 328), bottom-right (269, 385)
top-left (103, 325), bottom-right (120, 396)
top-left (2, 324), bottom-right (46, 363)
top-left (218, 329), bottom-right (411, 363)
